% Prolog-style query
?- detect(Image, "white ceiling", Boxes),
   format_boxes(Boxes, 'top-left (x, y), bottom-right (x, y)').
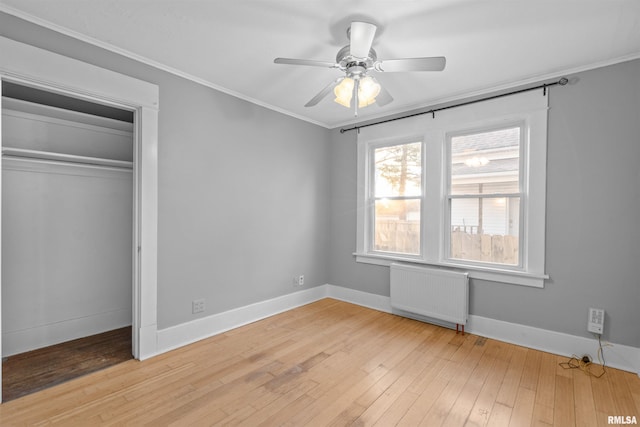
top-left (1, 1), bottom-right (639, 129)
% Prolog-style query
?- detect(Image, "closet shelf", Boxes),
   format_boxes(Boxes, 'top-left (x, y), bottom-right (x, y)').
top-left (2, 147), bottom-right (133, 169)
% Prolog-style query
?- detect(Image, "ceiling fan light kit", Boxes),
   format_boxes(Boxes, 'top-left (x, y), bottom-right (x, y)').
top-left (274, 20), bottom-right (446, 117)
top-left (356, 76), bottom-right (381, 107)
top-left (333, 77), bottom-right (354, 108)
top-left (333, 76), bottom-right (381, 112)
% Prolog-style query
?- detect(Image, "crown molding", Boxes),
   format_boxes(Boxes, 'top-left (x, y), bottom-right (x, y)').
top-left (0, 4), bottom-right (331, 128)
top-left (3, 4), bottom-right (639, 131)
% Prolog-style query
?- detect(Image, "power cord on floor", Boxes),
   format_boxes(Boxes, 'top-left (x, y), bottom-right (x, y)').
top-left (558, 334), bottom-right (607, 378)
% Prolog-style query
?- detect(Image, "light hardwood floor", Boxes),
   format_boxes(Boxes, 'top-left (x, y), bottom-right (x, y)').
top-left (0, 298), bottom-right (638, 426)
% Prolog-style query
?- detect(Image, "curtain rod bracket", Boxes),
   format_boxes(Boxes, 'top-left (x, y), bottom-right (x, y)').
top-left (339, 77), bottom-right (570, 134)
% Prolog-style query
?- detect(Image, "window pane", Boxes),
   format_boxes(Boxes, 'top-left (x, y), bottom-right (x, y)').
top-left (374, 142), bottom-right (422, 197)
top-left (450, 127), bottom-right (520, 195)
top-left (374, 198), bottom-right (420, 254)
top-left (450, 197), bottom-right (519, 265)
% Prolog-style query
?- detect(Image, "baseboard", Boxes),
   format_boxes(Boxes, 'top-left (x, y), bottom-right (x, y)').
top-left (2, 308), bottom-right (132, 357)
top-left (153, 284), bottom-right (639, 376)
top-left (155, 286), bottom-right (327, 355)
top-left (323, 284), bottom-right (640, 376)
top-left (466, 314), bottom-right (640, 376)
top-left (324, 284), bottom-right (393, 313)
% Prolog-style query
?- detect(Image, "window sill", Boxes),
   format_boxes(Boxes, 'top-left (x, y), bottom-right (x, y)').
top-left (353, 252), bottom-right (548, 288)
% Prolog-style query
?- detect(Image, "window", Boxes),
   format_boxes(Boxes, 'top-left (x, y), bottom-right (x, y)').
top-left (355, 91), bottom-right (549, 287)
top-left (447, 125), bottom-right (522, 267)
top-left (372, 142), bottom-right (422, 255)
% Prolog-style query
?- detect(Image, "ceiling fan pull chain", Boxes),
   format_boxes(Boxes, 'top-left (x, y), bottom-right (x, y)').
top-left (353, 78), bottom-right (360, 117)
top-left (273, 21), bottom-right (446, 113)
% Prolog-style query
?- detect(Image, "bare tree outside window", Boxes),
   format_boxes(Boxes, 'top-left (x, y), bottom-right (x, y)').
top-left (357, 93), bottom-right (548, 286)
top-left (373, 142), bottom-right (421, 254)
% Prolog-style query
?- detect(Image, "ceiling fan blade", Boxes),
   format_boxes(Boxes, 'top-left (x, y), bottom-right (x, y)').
top-left (375, 85), bottom-right (394, 107)
top-left (305, 78), bottom-right (343, 107)
top-left (274, 58), bottom-right (338, 68)
top-left (375, 57), bottom-right (446, 72)
top-left (349, 22), bottom-right (377, 58)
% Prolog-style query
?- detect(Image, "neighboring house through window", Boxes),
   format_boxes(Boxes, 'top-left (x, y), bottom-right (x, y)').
top-left (355, 91), bottom-right (549, 287)
top-left (447, 125), bottom-right (522, 267)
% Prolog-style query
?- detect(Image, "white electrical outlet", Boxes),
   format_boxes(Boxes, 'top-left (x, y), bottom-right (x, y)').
top-left (587, 307), bottom-right (604, 334)
top-left (298, 275), bottom-right (304, 286)
top-left (192, 299), bottom-right (205, 314)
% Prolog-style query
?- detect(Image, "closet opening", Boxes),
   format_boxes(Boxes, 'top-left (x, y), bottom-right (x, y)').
top-left (1, 81), bottom-right (136, 401)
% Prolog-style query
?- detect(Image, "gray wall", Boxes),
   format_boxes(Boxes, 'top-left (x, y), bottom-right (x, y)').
top-left (1, 12), bottom-right (331, 331)
top-left (329, 59), bottom-right (640, 348)
top-left (2, 12), bottom-right (638, 348)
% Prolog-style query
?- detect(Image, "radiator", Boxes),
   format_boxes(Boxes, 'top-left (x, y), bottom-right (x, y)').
top-left (390, 263), bottom-right (469, 332)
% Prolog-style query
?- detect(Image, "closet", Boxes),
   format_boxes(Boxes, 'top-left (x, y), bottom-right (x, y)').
top-left (1, 82), bottom-right (134, 364)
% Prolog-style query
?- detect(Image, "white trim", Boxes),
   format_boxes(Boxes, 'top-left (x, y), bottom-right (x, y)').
top-left (331, 52), bottom-right (640, 130)
top-left (125, 284), bottom-right (639, 375)
top-left (155, 287), bottom-right (327, 357)
top-left (3, 4), bottom-right (640, 131)
top-left (353, 252), bottom-right (547, 288)
top-left (0, 5), bottom-right (326, 129)
top-left (355, 93), bottom-right (548, 288)
top-left (444, 122), bottom-right (526, 270)
top-left (2, 309), bottom-right (131, 357)
top-left (0, 38), bottom-right (157, 110)
top-left (325, 284), bottom-right (393, 313)
top-left (0, 36), bottom-right (159, 378)
top-left (2, 98), bottom-right (134, 134)
top-left (135, 106), bottom-right (159, 360)
top-left (323, 285), bottom-right (639, 375)
top-left (467, 315), bottom-right (640, 378)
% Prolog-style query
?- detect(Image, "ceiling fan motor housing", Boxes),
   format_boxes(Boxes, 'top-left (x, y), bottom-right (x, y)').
top-left (273, 20), bottom-right (445, 110)
top-left (336, 45), bottom-right (377, 78)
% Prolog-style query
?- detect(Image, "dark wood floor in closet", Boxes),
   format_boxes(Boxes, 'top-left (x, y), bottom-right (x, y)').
top-left (2, 327), bottom-right (132, 402)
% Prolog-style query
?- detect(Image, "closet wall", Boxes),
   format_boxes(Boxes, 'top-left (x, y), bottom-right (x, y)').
top-left (1, 95), bottom-right (133, 356)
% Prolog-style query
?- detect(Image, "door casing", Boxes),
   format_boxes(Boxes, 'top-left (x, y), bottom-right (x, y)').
top-left (0, 36), bottom-right (159, 402)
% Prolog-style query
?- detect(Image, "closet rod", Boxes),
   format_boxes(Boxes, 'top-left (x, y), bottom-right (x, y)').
top-left (2, 147), bottom-right (133, 169)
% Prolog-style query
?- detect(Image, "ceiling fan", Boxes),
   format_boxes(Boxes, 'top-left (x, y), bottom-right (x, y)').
top-left (274, 21), bottom-right (446, 116)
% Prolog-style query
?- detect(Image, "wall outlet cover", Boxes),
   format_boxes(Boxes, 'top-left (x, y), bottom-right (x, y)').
top-left (192, 299), bottom-right (205, 314)
top-left (587, 307), bottom-right (604, 334)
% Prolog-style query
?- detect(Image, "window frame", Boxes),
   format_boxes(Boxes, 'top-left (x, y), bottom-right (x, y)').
top-left (355, 91), bottom-right (549, 288)
top-left (367, 138), bottom-right (425, 258)
top-left (444, 121), bottom-right (526, 271)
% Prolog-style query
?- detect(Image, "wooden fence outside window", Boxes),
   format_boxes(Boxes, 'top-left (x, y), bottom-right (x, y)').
top-left (374, 221), bottom-right (518, 265)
